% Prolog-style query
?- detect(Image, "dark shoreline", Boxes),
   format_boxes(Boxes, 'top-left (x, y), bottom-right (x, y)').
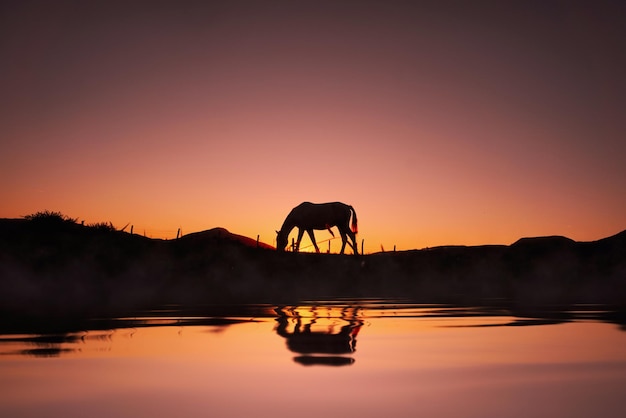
top-left (1, 218), bottom-right (625, 323)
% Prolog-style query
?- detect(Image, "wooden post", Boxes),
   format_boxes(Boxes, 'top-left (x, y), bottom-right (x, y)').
top-left (256, 235), bottom-right (260, 248)
top-left (176, 228), bottom-right (181, 239)
top-left (130, 225), bottom-right (134, 235)
top-left (291, 238), bottom-right (295, 252)
top-left (361, 239), bottom-right (364, 255)
top-left (393, 245), bottom-right (396, 252)
top-left (328, 240), bottom-right (331, 253)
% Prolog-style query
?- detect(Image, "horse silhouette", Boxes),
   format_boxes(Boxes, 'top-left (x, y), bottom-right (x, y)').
top-left (276, 202), bottom-right (358, 254)
top-left (274, 306), bottom-right (362, 366)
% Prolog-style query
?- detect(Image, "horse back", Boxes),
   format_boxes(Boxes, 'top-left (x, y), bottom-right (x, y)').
top-left (291, 202), bottom-right (351, 229)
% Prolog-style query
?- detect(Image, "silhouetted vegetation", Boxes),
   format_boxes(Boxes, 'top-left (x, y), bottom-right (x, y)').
top-left (23, 210), bottom-right (78, 225)
top-left (87, 221), bottom-right (117, 232)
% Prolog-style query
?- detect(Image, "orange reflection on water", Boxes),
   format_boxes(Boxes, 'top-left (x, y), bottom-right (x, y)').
top-left (1, 304), bottom-right (626, 418)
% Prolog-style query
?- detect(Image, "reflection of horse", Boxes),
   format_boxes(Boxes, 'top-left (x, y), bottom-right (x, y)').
top-left (276, 202), bottom-right (358, 254)
top-left (274, 306), bottom-right (362, 366)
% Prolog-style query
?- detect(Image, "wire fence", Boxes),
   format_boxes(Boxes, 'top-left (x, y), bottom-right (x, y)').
top-left (121, 225), bottom-right (182, 240)
top-left (120, 224), bottom-right (376, 254)
top-left (287, 235), bottom-right (367, 254)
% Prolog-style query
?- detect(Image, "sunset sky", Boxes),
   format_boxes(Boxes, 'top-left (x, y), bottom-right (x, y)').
top-left (2, 0), bottom-right (625, 252)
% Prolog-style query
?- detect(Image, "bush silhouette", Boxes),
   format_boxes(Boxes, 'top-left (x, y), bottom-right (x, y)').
top-left (24, 210), bottom-right (77, 225)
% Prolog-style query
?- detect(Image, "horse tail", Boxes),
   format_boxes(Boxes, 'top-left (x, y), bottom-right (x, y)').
top-left (350, 205), bottom-right (358, 234)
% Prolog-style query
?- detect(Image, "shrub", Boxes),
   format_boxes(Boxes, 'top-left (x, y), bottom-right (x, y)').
top-left (23, 210), bottom-right (77, 224)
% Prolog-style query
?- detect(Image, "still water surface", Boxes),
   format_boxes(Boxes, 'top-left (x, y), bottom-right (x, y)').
top-left (1, 301), bottom-right (625, 418)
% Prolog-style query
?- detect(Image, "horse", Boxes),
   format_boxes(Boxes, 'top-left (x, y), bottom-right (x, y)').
top-left (276, 202), bottom-right (358, 255)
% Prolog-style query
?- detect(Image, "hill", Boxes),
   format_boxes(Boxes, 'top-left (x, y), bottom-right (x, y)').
top-left (178, 227), bottom-right (275, 250)
top-left (0, 215), bottom-right (625, 319)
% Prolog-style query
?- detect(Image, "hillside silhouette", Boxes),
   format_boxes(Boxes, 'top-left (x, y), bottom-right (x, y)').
top-left (1, 213), bottom-right (625, 319)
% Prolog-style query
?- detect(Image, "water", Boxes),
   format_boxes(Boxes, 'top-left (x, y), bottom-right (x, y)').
top-left (1, 301), bottom-right (625, 418)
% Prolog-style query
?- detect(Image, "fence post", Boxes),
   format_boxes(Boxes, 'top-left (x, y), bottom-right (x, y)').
top-left (361, 239), bottom-right (364, 255)
top-left (130, 225), bottom-right (134, 235)
top-left (257, 235), bottom-right (260, 248)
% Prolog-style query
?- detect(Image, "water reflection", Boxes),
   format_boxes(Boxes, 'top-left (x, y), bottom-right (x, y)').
top-left (1, 301), bottom-right (625, 360)
top-left (0, 333), bottom-right (83, 357)
top-left (274, 305), bottom-right (363, 366)
top-left (0, 317), bottom-right (259, 358)
top-left (2, 301), bottom-right (626, 418)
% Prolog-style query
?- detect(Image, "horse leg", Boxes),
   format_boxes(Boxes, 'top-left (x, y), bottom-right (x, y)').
top-left (295, 228), bottom-right (305, 252)
top-left (307, 229), bottom-right (320, 253)
top-left (340, 224), bottom-right (358, 255)
top-left (339, 230), bottom-right (347, 254)
top-left (347, 229), bottom-right (358, 255)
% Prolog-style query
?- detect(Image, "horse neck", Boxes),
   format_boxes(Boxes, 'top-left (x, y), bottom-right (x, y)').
top-left (279, 215), bottom-right (296, 235)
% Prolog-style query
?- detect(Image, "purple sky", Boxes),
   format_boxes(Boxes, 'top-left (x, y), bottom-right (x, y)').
top-left (2, 0), bottom-right (625, 250)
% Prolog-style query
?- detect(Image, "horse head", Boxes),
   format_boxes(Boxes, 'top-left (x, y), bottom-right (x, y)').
top-left (276, 229), bottom-right (288, 252)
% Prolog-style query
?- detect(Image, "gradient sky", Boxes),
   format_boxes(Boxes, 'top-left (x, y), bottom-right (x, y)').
top-left (2, 0), bottom-right (625, 252)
